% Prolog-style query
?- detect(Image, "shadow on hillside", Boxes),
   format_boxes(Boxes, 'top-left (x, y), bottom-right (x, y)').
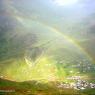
top-left (0, 78), bottom-right (95, 95)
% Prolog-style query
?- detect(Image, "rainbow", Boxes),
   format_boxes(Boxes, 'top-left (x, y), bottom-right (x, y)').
top-left (5, 0), bottom-right (94, 64)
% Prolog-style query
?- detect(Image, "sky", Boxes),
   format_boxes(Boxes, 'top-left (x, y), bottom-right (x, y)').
top-left (2, 0), bottom-right (95, 39)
